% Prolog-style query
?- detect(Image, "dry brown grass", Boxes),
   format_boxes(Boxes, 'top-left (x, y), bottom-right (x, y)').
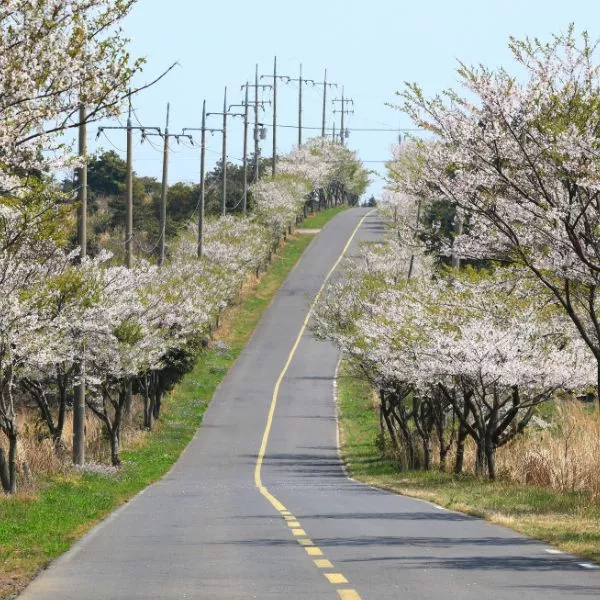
top-left (498, 401), bottom-right (600, 497)
top-left (0, 398), bottom-right (152, 495)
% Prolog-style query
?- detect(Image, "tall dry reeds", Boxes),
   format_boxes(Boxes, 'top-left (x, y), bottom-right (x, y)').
top-left (0, 399), bottom-right (149, 493)
top-left (497, 401), bottom-right (600, 497)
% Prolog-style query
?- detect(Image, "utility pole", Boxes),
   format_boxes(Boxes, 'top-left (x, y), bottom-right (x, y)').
top-left (310, 69), bottom-right (337, 138)
top-left (261, 56), bottom-right (287, 175)
top-left (143, 104), bottom-right (193, 265)
top-left (221, 89), bottom-right (227, 216)
top-left (276, 64), bottom-right (315, 147)
top-left (243, 70), bottom-right (271, 182)
top-left (73, 103), bottom-right (87, 466)
top-left (243, 85), bottom-right (249, 212)
top-left (332, 87), bottom-right (354, 146)
top-left (207, 87), bottom-right (244, 216)
top-left (451, 213), bottom-right (463, 269)
top-left (98, 101), bottom-right (161, 267)
top-left (254, 65), bottom-right (260, 181)
top-left (183, 101), bottom-right (223, 256)
top-left (77, 104), bottom-right (87, 260)
top-left (199, 101), bottom-right (206, 256)
top-left (272, 57), bottom-right (277, 175)
top-left (125, 103), bottom-right (133, 268)
top-left (299, 64), bottom-right (303, 146)
top-left (159, 103), bottom-right (170, 264)
top-left (293, 63), bottom-right (316, 146)
top-left (228, 89), bottom-right (251, 213)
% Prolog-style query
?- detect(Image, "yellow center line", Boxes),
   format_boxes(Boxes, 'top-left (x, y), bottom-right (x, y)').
top-left (314, 559), bottom-right (333, 569)
top-left (325, 573), bottom-right (349, 584)
top-left (254, 210), bottom-right (372, 599)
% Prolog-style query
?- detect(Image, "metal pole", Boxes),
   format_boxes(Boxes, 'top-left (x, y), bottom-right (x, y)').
top-left (158, 102), bottom-right (170, 266)
top-left (222, 87), bottom-right (227, 216)
top-left (272, 56), bottom-right (277, 176)
top-left (125, 100), bottom-right (133, 269)
top-left (298, 63), bottom-right (303, 146)
top-left (340, 87), bottom-right (345, 146)
top-left (243, 84), bottom-right (249, 214)
top-left (77, 104), bottom-right (87, 260)
top-left (73, 103), bottom-right (87, 466)
top-left (254, 65), bottom-right (259, 182)
top-left (198, 100), bottom-right (206, 258)
top-left (451, 213), bottom-right (463, 269)
top-left (322, 69), bottom-right (328, 138)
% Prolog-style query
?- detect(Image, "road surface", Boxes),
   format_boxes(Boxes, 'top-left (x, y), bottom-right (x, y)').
top-left (22, 208), bottom-right (600, 599)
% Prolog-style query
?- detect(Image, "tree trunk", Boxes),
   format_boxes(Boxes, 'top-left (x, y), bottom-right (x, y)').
top-left (378, 394), bottom-right (386, 457)
top-left (8, 432), bottom-right (17, 494)
top-left (152, 372), bottom-right (162, 420)
top-left (439, 446), bottom-right (448, 472)
top-left (123, 379), bottom-right (133, 419)
top-left (0, 448), bottom-right (10, 493)
top-left (422, 437), bottom-right (432, 470)
top-left (475, 440), bottom-right (486, 477)
top-left (109, 429), bottom-right (121, 466)
top-left (454, 402), bottom-right (471, 474)
top-left (143, 374), bottom-right (154, 430)
top-left (486, 444), bottom-right (496, 480)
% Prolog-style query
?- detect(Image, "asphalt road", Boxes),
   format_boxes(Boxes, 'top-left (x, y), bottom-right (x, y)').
top-left (22, 208), bottom-right (600, 599)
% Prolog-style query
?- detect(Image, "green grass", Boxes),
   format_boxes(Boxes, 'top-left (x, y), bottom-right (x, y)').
top-left (336, 360), bottom-right (600, 564)
top-left (296, 205), bottom-right (349, 229)
top-left (0, 233), bottom-right (317, 599)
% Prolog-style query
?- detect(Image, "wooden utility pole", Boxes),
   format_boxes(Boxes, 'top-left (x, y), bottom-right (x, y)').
top-left (73, 103), bottom-right (87, 466)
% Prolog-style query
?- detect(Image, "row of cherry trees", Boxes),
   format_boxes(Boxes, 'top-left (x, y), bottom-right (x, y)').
top-left (0, 137), bottom-right (367, 493)
top-left (0, 1), bottom-right (370, 493)
top-left (315, 26), bottom-right (600, 479)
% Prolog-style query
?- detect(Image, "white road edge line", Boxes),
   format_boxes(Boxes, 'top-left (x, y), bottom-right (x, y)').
top-left (545, 549), bottom-right (564, 555)
top-left (579, 563), bottom-right (600, 569)
top-left (333, 356), bottom-right (451, 515)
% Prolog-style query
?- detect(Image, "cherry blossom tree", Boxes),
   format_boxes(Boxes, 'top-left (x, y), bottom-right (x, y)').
top-left (393, 26), bottom-right (600, 398)
top-left (0, 0), bottom-right (144, 195)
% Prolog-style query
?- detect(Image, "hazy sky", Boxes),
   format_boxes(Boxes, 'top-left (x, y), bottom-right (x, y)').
top-left (90, 0), bottom-right (600, 199)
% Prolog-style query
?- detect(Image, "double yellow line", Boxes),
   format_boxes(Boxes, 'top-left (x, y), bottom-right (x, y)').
top-left (254, 210), bottom-right (372, 599)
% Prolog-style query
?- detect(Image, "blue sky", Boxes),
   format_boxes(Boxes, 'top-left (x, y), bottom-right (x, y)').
top-left (91, 0), bottom-right (600, 199)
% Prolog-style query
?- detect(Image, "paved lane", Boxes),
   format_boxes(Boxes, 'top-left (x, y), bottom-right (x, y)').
top-left (22, 208), bottom-right (600, 599)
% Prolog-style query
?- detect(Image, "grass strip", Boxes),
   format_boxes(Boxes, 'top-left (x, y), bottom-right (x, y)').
top-left (296, 205), bottom-right (348, 229)
top-left (336, 360), bottom-right (600, 564)
top-left (0, 232), bottom-right (317, 599)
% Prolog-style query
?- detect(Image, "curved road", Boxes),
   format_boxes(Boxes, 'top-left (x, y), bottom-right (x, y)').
top-left (22, 208), bottom-right (600, 599)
